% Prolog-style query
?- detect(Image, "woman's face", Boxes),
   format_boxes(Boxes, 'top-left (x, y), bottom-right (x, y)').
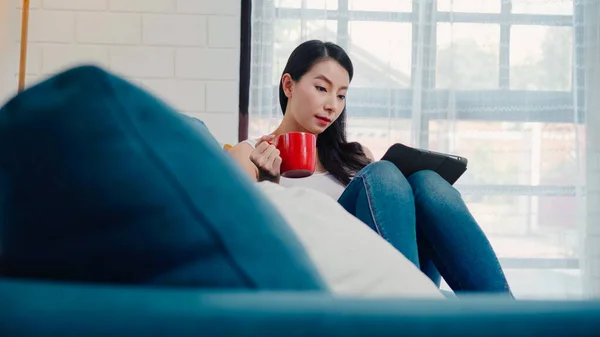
top-left (282, 59), bottom-right (349, 134)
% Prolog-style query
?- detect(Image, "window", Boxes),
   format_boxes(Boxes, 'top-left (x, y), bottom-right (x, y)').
top-left (248, 0), bottom-right (584, 297)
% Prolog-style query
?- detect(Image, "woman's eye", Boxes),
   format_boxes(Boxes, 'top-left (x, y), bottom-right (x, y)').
top-left (315, 86), bottom-right (326, 92)
top-left (338, 95), bottom-right (346, 100)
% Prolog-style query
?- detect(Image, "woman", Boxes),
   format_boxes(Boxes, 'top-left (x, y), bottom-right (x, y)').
top-left (229, 40), bottom-right (512, 295)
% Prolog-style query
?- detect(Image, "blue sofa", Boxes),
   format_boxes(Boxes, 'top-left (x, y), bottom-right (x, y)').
top-left (2, 277), bottom-right (600, 337)
top-left (1, 66), bottom-right (600, 336)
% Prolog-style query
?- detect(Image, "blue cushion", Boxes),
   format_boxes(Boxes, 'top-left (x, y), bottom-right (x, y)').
top-left (179, 115), bottom-right (222, 148)
top-left (0, 65), bottom-right (326, 290)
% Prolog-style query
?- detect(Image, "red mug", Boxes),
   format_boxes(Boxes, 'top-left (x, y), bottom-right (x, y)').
top-left (275, 132), bottom-right (317, 178)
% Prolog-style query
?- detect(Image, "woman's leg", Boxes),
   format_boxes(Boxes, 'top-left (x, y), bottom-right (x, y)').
top-left (337, 161), bottom-right (442, 285)
top-left (338, 161), bottom-right (510, 294)
top-left (418, 252), bottom-right (442, 287)
top-left (407, 170), bottom-right (512, 295)
top-left (337, 161), bottom-right (423, 275)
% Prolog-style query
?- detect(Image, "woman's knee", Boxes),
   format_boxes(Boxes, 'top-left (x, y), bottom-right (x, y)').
top-left (407, 170), bottom-right (462, 204)
top-left (356, 161), bottom-right (413, 196)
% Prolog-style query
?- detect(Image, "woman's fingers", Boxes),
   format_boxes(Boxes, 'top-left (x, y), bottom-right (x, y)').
top-left (261, 145), bottom-right (276, 163)
top-left (249, 135), bottom-right (282, 178)
top-left (261, 145), bottom-right (279, 172)
top-left (257, 134), bottom-right (276, 147)
top-left (272, 153), bottom-right (283, 172)
top-left (251, 144), bottom-right (276, 170)
top-left (265, 148), bottom-right (281, 169)
top-left (260, 134), bottom-right (276, 141)
top-left (255, 140), bottom-right (270, 154)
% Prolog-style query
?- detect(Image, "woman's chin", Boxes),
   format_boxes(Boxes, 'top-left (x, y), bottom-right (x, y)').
top-left (306, 124), bottom-right (328, 135)
top-left (308, 128), bottom-right (325, 135)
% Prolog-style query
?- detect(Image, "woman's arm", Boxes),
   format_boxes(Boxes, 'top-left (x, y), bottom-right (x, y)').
top-left (228, 142), bottom-right (259, 181)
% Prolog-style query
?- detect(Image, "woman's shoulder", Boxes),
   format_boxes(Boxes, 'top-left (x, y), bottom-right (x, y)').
top-left (242, 138), bottom-right (259, 148)
top-left (230, 139), bottom-right (257, 151)
top-left (360, 143), bottom-right (375, 161)
top-left (227, 140), bottom-right (256, 159)
top-left (226, 140), bottom-right (260, 180)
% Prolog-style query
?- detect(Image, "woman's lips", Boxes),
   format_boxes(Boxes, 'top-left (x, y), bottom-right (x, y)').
top-left (316, 116), bottom-right (331, 126)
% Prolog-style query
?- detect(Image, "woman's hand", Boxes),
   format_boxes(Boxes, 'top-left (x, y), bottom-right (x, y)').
top-left (250, 135), bottom-right (282, 183)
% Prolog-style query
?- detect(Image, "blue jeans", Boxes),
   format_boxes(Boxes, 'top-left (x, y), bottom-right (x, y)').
top-left (337, 161), bottom-right (512, 296)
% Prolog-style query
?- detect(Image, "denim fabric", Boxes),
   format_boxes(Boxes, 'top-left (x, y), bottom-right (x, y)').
top-left (338, 161), bottom-right (512, 295)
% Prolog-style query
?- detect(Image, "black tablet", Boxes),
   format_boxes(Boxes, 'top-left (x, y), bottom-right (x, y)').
top-left (380, 143), bottom-right (468, 185)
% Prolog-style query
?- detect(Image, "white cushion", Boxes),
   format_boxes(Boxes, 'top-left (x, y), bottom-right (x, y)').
top-left (256, 181), bottom-right (445, 299)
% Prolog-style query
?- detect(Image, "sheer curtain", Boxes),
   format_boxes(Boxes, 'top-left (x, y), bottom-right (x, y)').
top-left (248, 0), bottom-right (599, 299)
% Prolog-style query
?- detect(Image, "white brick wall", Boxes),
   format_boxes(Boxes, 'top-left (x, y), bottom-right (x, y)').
top-left (1, 0), bottom-right (240, 144)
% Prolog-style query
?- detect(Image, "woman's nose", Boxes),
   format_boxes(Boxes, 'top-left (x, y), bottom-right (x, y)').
top-left (324, 95), bottom-right (338, 112)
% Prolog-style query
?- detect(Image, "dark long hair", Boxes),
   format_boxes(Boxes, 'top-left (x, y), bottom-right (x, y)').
top-left (279, 40), bottom-right (371, 186)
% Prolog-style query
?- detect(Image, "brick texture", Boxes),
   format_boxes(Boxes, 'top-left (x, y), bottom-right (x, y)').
top-left (2, 0), bottom-right (240, 144)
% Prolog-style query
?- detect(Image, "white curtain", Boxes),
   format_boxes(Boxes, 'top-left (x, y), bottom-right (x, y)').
top-left (249, 0), bottom-right (599, 300)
